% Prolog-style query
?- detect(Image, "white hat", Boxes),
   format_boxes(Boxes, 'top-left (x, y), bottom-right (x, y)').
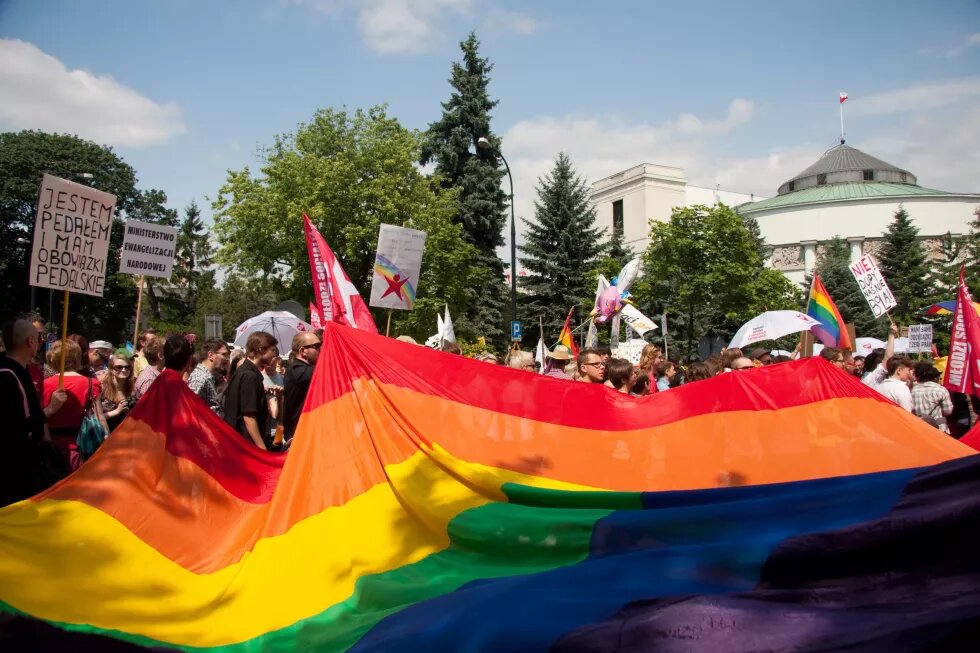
top-left (90, 340), bottom-right (113, 350)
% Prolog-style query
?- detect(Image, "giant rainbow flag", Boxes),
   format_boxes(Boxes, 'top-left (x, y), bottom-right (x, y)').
top-left (1, 324), bottom-right (978, 651)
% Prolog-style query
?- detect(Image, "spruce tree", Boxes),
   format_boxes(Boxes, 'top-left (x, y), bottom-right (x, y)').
top-left (811, 237), bottom-right (882, 338)
top-left (173, 201), bottom-right (214, 316)
top-left (605, 223), bottom-right (633, 268)
top-left (421, 32), bottom-right (508, 341)
top-left (878, 206), bottom-right (935, 324)
top-left (961, 212), bottom-right (980, 291)
top-left (519, 153), bottom-right (604, 335)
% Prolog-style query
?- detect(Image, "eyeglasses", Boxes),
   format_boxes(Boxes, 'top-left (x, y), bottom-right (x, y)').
top-left (303, 342), bottom-right (322, 350)
top-left (583, 361), bottom-right (605, 368)
top-left (112, 365), bottom-right (132, 371)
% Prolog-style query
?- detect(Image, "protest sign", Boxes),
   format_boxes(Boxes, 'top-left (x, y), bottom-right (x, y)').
top-left (369, 224), bottom-right (427, 310)
top-left (29, 174), bottom-right (116, 297)
top-left (906, 324), bottom-right (933, 353)
top-left (119, 219), bottom-right (178, 278)
top-left (620, 304), bottom-right (658, 336)
top-left (848, 254), bottom-right (897, 319)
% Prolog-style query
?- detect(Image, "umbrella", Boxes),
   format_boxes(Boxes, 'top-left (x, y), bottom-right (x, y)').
top-left (728, 310), bottom-right (821, 349)
top-left (853, 337), bottom-right (909, 356)
top-left (922, 300), bottom-right (980, 316)
top-left (234, 311), bottom-right (313, 349)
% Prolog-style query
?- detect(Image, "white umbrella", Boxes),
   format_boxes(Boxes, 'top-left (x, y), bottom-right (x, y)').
top-left (728, 310), bottom-right (821, 349)
top-left (234, 311), bottom-right (313, 349)
top-left (853, 337), bottom-right (909, 355)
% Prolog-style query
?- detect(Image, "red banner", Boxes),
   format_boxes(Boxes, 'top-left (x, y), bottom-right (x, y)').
top-left (309, 302), bottom-right (323, 330)
top-left (303, 214), bottom-right (378, 334)
top-left (942, 267), bottom-right (980, 397)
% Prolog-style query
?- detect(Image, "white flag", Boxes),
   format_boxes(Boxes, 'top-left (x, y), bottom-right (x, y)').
top-left (535, 337), bottom-right (547, 374)
top-left (442, 304), bottom-right (456, 344)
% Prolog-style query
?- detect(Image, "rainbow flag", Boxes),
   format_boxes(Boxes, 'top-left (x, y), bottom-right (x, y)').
top-left (1, 324), bottom-right (977, 651)
top-left (557, 306), bottom-right (579, 357)
top-left (922, 299), bottom-right (980, 316)
top-left (806, 274), bottom-right (852, 349)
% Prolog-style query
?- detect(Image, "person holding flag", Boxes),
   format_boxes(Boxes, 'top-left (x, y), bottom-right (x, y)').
top-left (806, 274), bottom-right (852, 351)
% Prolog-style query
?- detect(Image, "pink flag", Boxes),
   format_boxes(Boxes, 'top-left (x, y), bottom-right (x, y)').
top-left (309, 302), bottom-right (323, 330)
top-left (303, 213), bottom-right (378, 333)
top-left (839, 92), bottom-right (848, 103)
top-left (943, 267), bottom-right (980, 397)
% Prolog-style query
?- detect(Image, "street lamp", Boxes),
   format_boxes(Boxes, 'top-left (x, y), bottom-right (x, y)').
top-left (476, 136), bottom-right (517, 325)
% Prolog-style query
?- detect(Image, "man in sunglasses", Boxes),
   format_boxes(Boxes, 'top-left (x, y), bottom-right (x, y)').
top-left (282, 331), bottom-right (322, 442)
top-left (188, 338), bottom-right (230, 416)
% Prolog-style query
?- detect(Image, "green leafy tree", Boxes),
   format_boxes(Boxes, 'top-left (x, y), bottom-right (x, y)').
top-left (0, 130), bottom-right (169, 342)
top-left (809, 237), bottom-right (882, 338)
top-left (421, 32), bottom-right (509, 342)
top-left (190, 272), bottom-right (281, 341)
top-left (518, 153), bottom-right (604, 335)
top-left (212, 105), bottom-right (481, 343)
top-left (878, 205), bottom-right (935, 324)
top-left (635, 204), bottom-right (800, 358)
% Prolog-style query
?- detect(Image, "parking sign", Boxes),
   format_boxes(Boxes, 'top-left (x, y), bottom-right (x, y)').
top-left (510, 320), bottom-right (523, 341)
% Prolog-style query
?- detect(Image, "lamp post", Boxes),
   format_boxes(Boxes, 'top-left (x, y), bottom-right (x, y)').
top-left (476, 136), bottom-right (517, 325)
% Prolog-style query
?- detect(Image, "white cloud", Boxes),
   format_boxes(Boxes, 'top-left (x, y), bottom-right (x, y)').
top-left (849, 78), bottom-right (980, 116)
top-left (915, 32), bottom-right (980, 58)
top-left (967, 33), bottom-right (980, 46)
top-left (0, 39), bottom-right (185, 147)
top-left (483, 9), bottom-right (536, 36)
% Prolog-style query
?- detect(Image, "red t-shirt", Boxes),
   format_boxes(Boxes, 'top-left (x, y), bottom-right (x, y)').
top-left (43, 374), bottom-right (102, 431)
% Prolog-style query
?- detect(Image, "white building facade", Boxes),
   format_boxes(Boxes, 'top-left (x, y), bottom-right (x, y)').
top-left (590, 144), bottom-right (980, 286)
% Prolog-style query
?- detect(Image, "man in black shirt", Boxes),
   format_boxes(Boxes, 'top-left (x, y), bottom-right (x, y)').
top-left (283, 331), bottom-right (322, 441)
top-left (1, 317), bottom-right (66, 506)
top-left (224, 331), bottom-right (278, 450)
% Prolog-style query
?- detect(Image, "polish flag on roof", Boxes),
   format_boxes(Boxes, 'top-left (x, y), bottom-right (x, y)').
top-left (839, 92), bottom-right (848, 103)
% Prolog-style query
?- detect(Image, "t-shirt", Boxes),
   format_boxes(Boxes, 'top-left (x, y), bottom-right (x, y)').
top-left (224, 359), bottom-right (270, 448)
top-left (876, 378), bottom-right (913, 412)
top-left (283, 359), bottom-right (314, 440)
top-left (43, 374), bottom-right (102, 431)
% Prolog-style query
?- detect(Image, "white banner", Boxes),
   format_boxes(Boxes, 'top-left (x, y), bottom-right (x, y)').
top-left (369, 224), bottom-right (427, 310)
top-left (619, 304), bottom-right (658, 336)
top-left (907, 324), bottom-right (933, 353)
top-left (119, 219), bottom-right (178, 279)
top-left (30, 174), bottom-right (116, 297)
top-left (849, 254), bottom-right (897, 319)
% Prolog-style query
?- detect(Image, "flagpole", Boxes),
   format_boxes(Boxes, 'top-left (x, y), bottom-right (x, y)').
top-left (839, 92), bottom-right (846, 144)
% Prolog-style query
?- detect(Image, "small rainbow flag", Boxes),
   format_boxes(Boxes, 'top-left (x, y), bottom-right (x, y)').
top-left (558, 306), bottom-right (579, 357)
top-left (922, 300), bottom-right (980, 316)
top-left (807, 274), bottom-right (852, 350)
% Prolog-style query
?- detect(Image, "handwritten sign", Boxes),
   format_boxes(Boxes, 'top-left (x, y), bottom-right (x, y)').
top-left (119, 219), bottom-right (177, 279)
top-left (369, 224), bottom-right (427, 310)
top-left (848, 254), bottom-right (897, 319)
top-left (30, 174), bottom-right (116, 297)
top-left (907, 324), bottom-right (933, 353)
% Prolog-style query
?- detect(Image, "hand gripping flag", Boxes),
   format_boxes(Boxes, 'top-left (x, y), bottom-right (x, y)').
top-left (303, 213), bottom-right (378, 333)
top-left (1, 325), bottom-right (978, 651)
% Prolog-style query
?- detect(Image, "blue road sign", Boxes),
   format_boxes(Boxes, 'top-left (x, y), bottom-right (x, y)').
top-left (510, 320), bottom-right (523, 341)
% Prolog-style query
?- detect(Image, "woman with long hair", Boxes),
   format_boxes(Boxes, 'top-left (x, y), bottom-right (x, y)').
top-left (42, 339), bottom-right (109, 462)
top-left (101, 353), bottom-right (136, 432)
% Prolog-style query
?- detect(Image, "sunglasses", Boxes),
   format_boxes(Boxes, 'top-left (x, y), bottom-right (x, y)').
top-left (113, 365), bottom-right (132, 371)
top-left (303, 342), bottom-right (322, 350)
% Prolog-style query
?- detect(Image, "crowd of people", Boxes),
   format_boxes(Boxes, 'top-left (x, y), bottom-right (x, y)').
top-left (0, 311), bottom-right (969, 507)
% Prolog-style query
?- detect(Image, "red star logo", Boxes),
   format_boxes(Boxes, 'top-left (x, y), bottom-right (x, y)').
top-left (381, 274), bottom-right (409, 300)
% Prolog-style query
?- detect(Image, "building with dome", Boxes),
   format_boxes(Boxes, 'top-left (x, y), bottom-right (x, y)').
top-left (590, 142), bottom-right (980, 286)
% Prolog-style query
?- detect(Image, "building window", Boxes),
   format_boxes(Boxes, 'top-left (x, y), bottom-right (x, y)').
top-left (787, 181), bottom-right (796, 192)
top-left (612, 199), bottom-right (624, 237)
top-left (863, 169), bottom-right (874, 181)
top-left (817, 174), bottom-right (827, 185)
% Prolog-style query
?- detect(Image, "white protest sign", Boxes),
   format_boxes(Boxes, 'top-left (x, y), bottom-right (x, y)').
top-left (620, 304), bottom-right (658, 336)
top-left (30, 174), bottom-right (116, 297)
top-left (848, 254), bottom-right (897, 319)
top-left (119, 219), bottom-right (178, 279)
top-left (907, 324), bottom-right (933, 353)
top-left (613, 338), bottom-right (649, 365)
top-left (369, 224), bottom-right (427, 310)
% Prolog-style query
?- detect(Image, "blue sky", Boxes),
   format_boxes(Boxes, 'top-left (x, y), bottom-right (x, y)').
top-left (2, 0), bottom-right (979, 254)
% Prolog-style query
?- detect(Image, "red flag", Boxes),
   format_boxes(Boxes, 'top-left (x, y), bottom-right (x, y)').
top-left (839, 92), bottom-right (848, 103)
top-left (942, 267), bottom-right (980, 397)
top-left (303, 214), bottom-right (378, 333)
top-left (309, 303), bottom-right (323, 330)
top-left (557, 307), bottom-right (580, 358)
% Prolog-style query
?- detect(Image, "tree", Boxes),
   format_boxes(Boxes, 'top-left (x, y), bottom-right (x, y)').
top-left (0, 130), bottom-right (167, 342)
top-left (518, 153), bottom-right (604, 335)
top-left (421, 32), bottom-right (509, 342)
top-left (212, 105), bottom-right (481, 343)
top-left (635, 204), bottom-right (801, 359)
top-left (809, 237), bottom-right (882, 338)
top-left (878, 205), bottom-right (935, 324)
